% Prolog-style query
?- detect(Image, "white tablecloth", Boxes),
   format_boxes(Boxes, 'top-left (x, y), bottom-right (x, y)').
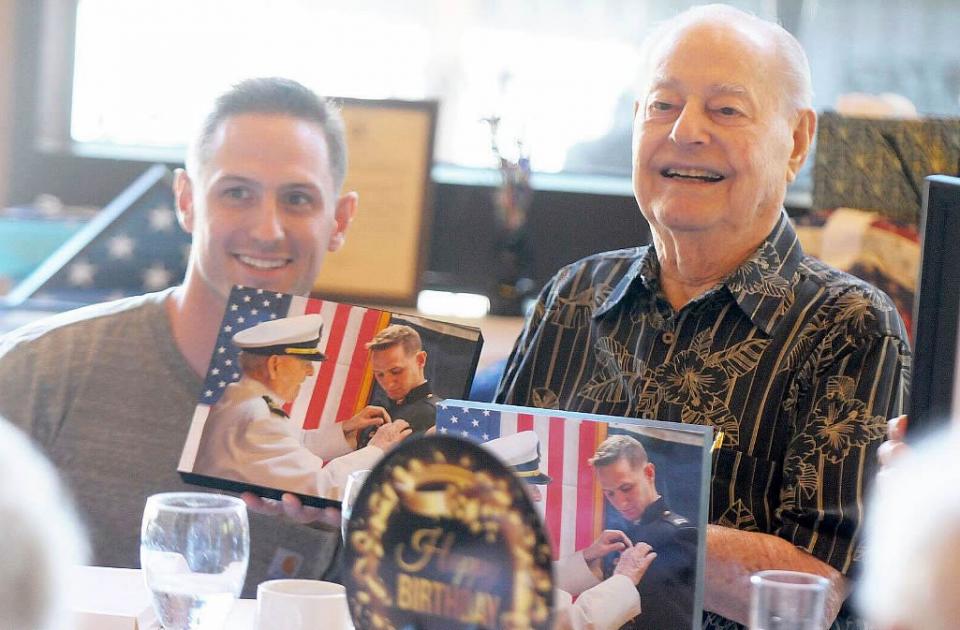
top-left (69, 566), bottom-right (255, 630)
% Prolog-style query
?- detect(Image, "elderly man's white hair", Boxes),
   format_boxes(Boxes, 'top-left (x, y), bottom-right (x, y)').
top-left (859, 428), bottom-right (960, 630)
top-left (637, 3), bottom-right (814, 112)
top-left (0, 418), bottom-right (87, 630)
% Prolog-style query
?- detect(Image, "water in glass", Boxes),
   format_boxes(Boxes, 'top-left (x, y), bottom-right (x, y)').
top-left (141, 492), bottom-right (249, 630)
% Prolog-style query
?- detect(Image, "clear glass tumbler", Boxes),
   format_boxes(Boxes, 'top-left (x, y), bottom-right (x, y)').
top-left (341, 469), bottom-right (371, 543)
top-left (749, 569), bottom-right (829, 630)
top-left (141, 492), bottom-right (249, 630)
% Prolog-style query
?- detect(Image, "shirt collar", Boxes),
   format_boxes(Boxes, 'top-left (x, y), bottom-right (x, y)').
top-left (639, 495), bottom-right (668, 525)
top-left (594, 210), bottom-right (803, 335)
top-left (393, 380), bottom-right (432, 406)
top-left (594, 248), bottom-right (658, 319)
top-left (722, 211), bottom-right (804, 335)
top-left (235, 375), bottom-right (286, 404)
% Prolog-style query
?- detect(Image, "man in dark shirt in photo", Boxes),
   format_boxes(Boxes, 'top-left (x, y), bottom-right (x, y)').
top-left (555, 434), bottom-right (697, 630)
top-left (359, 324), bottom-right (442, 446)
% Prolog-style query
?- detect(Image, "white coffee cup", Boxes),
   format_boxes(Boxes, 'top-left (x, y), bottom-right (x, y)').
top-left (256, 579), bottom-right (352, 630)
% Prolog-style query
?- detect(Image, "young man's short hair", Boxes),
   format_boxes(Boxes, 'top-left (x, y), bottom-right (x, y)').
top-left (187, 76), bottom-right (348, 191)
top-left (365, 324), bottom-right (422, 356)
top-left (589, 435), bottom-right (650, 469)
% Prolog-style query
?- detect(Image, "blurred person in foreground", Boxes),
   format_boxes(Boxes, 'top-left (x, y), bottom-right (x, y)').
top-left (0, 417), bottom-right (87, 630)
top-left (859, 425), bottom-right (960, 630)
top-left (496, 5), bottom-right (909, 627)
top-left (0, 78), bottom-right (408, 593)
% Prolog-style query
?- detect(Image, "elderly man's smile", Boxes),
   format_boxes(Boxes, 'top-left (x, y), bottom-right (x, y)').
top-left (660, 166), bottom-right (726, 182)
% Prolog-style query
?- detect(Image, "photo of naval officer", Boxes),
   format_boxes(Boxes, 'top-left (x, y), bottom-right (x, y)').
top-left (359, 324), bottom-right (442, 447)
top-left (556, 435), bottom-right (697, 630)
top-left (192, 313), bottom-right (411, 498)
top-left (482, 431), bottom-right (658, 630)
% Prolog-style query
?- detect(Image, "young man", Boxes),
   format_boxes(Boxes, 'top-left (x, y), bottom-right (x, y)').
top-left (556, 435), bottom-right (696, 630)
top-left (359, 324), bottom-right (441, 446)
top-left (0, 78), bottom-right (408, 593)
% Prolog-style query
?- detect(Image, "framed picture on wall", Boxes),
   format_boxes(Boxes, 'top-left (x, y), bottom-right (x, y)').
top-left (313, 98), bottom-right (438, 306)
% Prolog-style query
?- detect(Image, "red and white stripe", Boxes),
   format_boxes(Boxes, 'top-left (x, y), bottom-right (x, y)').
top-left (497, 411), bottom-right (606, 560)
top-left (284, 297), bottom-right (384, 432)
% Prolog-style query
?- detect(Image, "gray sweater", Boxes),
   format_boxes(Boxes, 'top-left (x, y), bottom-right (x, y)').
top-left (0, 289), bottom-right (341, 596)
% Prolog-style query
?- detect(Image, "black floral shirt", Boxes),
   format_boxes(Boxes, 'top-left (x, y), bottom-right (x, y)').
top-left (496, 212), bottom-right (909, 630)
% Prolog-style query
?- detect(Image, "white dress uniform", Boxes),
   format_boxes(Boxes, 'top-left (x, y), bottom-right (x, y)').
top-left (193, 376), bottom-right (382, 498)
top-left (553, 553), bottom-right (643, 630)
top-left (192, 313), bottom-right (383, 498)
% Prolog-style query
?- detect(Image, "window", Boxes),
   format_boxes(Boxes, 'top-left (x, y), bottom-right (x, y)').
top-left (66, 0), bottom-right (960, 186)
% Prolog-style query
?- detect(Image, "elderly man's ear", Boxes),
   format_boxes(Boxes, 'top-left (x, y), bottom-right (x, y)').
top-left (329, 192), bottom-right (359, 252)
top-left (786, 109), bottom-right (816, 184)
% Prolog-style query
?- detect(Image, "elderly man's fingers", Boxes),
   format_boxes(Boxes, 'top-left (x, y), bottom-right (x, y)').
top-left (362, 405), bottom-right (391, 422)
top-left (600, 529), bottom-right (633, 548)
top-left (583, 530), bottom-right (631, 561)
top-left (369, 419), bottom-right (413, 450)
top-left (613, 544), bottom-right (658, 584)
top-left (343, 406), bottom-right (391, 434)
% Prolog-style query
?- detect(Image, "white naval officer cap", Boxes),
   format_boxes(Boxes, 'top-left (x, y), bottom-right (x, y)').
top-left (232, 313), bottom-right (326, 361)
top-left (482, 431), bottom-right (552, 485)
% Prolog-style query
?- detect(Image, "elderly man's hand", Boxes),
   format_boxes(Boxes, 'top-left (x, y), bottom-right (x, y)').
top-left (342, 406), bottom-right (390, 448)
top-left (241, 492), bottom-right (341, 527)
top-left (613, 542), bottom-right (657, 586)
top-left (582, 530), bottom-right (632, 563)
top-left (369, 419), bottom-right (412, 451)
top-left (877, 415), bottom-right (910, 473)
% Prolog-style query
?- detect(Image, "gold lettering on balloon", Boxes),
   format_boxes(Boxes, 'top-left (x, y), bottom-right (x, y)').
top-left (395, 528), bottom-right (454, 573)
top-left (396, 573), bottom-right (502, 627)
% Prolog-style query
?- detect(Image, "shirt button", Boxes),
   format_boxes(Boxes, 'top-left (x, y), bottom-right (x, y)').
top-left (661, 331), bottom-right (675, 344)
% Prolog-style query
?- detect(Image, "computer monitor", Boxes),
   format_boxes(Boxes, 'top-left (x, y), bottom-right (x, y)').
top-left (909, 175), bottom-right (960, 433)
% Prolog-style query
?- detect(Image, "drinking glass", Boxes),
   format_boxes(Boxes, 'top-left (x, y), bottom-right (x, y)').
top-left (140, 492), bottom-right (249, 630)
top-left (749, 570), bottom-right (828, 630)
top-left (341, 469), bottom-right (371, 543)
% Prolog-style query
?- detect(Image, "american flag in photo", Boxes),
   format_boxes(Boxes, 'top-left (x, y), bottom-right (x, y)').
top-left (200, 285), bottom-right (390, 431)
top-left (436, 402), bottom-right (608, 560)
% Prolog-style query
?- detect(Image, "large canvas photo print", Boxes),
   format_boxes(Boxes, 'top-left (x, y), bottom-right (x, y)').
top-left (178, 285), bottom-right (483, 506)
top-left (436, 400), bottom-right (713, 630)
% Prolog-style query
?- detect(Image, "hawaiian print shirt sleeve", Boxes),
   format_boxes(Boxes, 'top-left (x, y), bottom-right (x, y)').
top-left (775, 293), bottom-right (909, 575)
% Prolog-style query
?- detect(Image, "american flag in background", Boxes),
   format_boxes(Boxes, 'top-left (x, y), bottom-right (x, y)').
top-left (200, 285), bottom-right (390, 431)
top-left (436, 402), bottom-right (608, 560)
top-left (18, 165), bottom-right (190, 307)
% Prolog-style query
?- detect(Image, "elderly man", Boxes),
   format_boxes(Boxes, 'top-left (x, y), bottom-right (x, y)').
top-left (496, 5), bottom-right (909, 628)
top-left (0, 78), bottom-right (406, 592)
top-left (193, 314), bottom-right (409, 497)
top-left (359, 324), bottom-right (441, 446)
